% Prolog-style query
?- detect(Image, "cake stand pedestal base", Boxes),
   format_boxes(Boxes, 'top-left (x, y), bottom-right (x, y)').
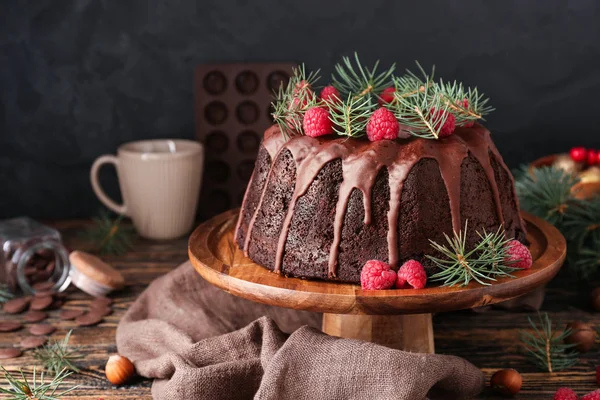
top-left (189, 209), bottom-right (566, 354)
top-left (322, 313), bottom-right (434, 353)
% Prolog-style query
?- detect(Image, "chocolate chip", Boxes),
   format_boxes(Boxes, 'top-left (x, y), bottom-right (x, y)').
top-left (0, 321), bottom-right (23, 332)
top-left (0, 348), bottom-right (22, 359)
top-left (75, 311), bottom-right (104, 327)
top-left (32, 281), bottom-right (54, 291)
top-left (23, 310), bottom-right (48, 322)
top-left (59, 309), bottom-right (84, 320)
top-left (29, 296), bottom-right (53, 311)
top-left (20, 336), bottom-right (48, 349)
top-left (29, 323), bottom-right (56, 336)
top-left (3, 298), bottom-right (30, 314)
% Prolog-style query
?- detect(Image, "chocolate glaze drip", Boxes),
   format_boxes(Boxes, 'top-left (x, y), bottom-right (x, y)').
top-left (238, 124), bottom-right (524, 278)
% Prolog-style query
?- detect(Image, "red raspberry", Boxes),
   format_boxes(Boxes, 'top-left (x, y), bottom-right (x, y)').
top-left (366, 108), bottom-right (400, 141)
top-left (554, 388), bottom-right (578, 400)
top-left (378, 87), bottom-right (396, 105)
top-left (582, 390), bottom-right (600, 400)
top-left (303, 107), bottom-right (333, 138)
top-left (360, 260), bottom-right (397, 290)
top-left (396, 260), bottom-right (427, 289)
top-left (588, 149), bottom-right (598, 166)
top-left (505, 240), bottom-right (533, 269)
top-left (430, 108), bottom-right (456, 137)
top-left (570, 147), bottom-right (588, 163)
top-left (294, 80), bottom-right (311, 94)
top-left (320, 85), bottom-right (341, 104)
top-left (459, 99), bottom-right (475, 128)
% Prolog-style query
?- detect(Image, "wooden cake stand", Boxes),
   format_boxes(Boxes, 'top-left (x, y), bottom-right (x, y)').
top-left (189, 209), bottom-right (566, 354)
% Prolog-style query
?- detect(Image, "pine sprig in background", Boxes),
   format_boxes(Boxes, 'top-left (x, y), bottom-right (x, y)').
top-left (0, 367), bottom-right (77, 399)
top-left (32, 330), bottom-right (83, 376)
top-left (79, 210), bottom-right (135, 256)
top-left (519, 313), bottom-right (579, 373)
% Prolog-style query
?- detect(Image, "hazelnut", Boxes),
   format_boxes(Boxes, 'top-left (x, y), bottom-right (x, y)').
top-left (591, 287), bottom-right (600, 311)
top-left (490, 369), bottom-right (522, 396)
top-left (564, 321), bottom-right (595, 353)
top-left (105, 354), bottom-right (135, 385)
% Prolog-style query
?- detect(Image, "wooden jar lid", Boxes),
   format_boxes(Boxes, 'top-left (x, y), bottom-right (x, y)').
top-left (69, 251), bottom-right (125, 296)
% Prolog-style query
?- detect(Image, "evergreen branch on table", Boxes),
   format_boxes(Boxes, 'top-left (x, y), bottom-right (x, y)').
top-left (79, 210), bottom-right (135, 256)
top-left (326, 94), bottom-right (374, 138)
top-left (32, 331), bottom-right (83, 376)
top-left (519, 312), bottom-right (579, 373)
top-left (515, 166), bottom-right (579, 227)
top-left (0, 283), bottom-right (14, 304)
top-left (0, 367), bottom-right (77, 399)
top-left (427, 224), bottom-right (517, 287)
top-left (332, 52), bottom-right (396, 99)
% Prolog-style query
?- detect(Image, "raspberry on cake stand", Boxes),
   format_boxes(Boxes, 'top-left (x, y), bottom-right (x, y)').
top-left (188, 209), bottom-right (566, 354)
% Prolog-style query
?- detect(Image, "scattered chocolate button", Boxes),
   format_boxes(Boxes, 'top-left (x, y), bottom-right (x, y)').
top-left (23, 310), bottom-right (48, 323)
top-left (91, 306), bottom-right (112, 317)
top-left (37, 249), bottom-right (55, 260)
top-left (20, 336), bottom-right (48, 350)
top-left (29, 296), bottom-right (53, 311)
top-left (0, 348), bottom-right (22, 359)
top-left (59, 309), bottom-right (84, 320)
top-left (32, 281), bottom-right (55, 291)
top-left (3, 298), bottom-right (30, 314)
top-left (0, 321), bottom-right (23, 332)
top-left (29, 323), bottom-right (56, 336)
top-left (45, 260), bottom-right (56, 274)
top-left (75, 311), bottom-right (104, 327)
top-left (34, 290), bottom-right (55, 298)
top-left (25, 267), bottom-right (37, 277)
top-left (92, 296), bottom-right (113, 306)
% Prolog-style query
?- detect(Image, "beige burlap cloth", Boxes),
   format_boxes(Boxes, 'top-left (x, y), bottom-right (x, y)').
top-left (116, 262), bottom-right (485, 399)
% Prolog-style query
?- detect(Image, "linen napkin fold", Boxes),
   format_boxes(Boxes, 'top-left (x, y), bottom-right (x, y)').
top-left (116, 262), bottom-right (484, 399)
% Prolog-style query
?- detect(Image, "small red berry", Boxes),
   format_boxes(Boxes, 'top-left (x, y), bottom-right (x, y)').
top-left (366, 108), bottom-right (400, 141)
top-left (303, 107), bottom-right (333, 138)
top-left (459, 99), bottom-right (475, 128)
top-left (396, 260), bottom-right (427, 289)
top-left (360, 260), bottom-right (397, 290)
top-left (320, 85), bottom-right (341, 104)
top-left (294, 80), bottom-right (311, 94)
top-left (378, 87), bottom-right (396, 105)
top-left (554, 388), bottom-right (578, 400)
top-left (505, 240), bottom-right (533, 269)
top-left (582, 389), bottom-right (600, 400)
top-left (570, 147), bottom-right (588, 163)
top-left (431, 108), bottom-right (456, 137)
top-left (588, 150), bottom-right (598, 166)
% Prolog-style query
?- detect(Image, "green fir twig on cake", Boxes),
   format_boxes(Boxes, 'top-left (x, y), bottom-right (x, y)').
top-left (427, 224), bottom-right (516, 287)
top-left (0, 367), bottom-right (78, 399)
top-left (519, 313), bottom-right (578, 373)
top-left (326, 94), bottom-right (373, 138)
top-left (438, 80), bottom-right (495, 125)
top-left (32, 330), bottom-right (83, 376)
top-left (0, 283), bottom-right (14, 304)
top-left (332, 52), bottom-right (396, 99)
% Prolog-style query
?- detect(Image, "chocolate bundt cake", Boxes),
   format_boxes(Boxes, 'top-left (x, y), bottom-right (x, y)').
top-left (234, 124), bottom-right (526, 283)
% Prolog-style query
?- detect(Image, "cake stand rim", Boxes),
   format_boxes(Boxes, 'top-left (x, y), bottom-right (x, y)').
top-left (188, 209), bottom-right (566, 315)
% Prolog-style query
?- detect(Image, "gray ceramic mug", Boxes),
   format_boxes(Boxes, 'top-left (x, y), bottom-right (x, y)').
top-left (91, 139), bottom-right (204, 240)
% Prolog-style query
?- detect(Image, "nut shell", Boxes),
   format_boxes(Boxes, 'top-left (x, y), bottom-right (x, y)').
top-left (490, 369), bottom-right (522, 396)
top-left (105, 354), bottom-right (135, 385)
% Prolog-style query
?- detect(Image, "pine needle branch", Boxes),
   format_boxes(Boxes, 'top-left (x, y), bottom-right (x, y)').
top-left (79, 210), bottom-right (135, 255)
top-left (326, 94), bottom-right (374, 138)
top-left (332, 52), bottom-right (396, 99)
top-left (0, 367), bottom-right (78, 399)
top-left (32, 330), bottom-right (83, 376)
top-left (427, 223), bottom-right (517, 287)
top-left (519, 313), bottom-right (579, 373)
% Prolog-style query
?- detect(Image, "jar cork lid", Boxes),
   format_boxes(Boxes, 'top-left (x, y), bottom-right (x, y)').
top-left (68, 251), bottom-right (125, 297)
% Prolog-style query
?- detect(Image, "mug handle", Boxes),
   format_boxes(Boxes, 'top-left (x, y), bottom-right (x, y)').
top-left (90, 155), bottom-right (128, 216)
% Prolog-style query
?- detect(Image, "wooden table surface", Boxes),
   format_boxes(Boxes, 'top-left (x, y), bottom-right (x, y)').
top-left (0, 220), bottom-right (598, 399)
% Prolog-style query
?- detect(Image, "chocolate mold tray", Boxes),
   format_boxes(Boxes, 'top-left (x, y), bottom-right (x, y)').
top-left (194, 63), bottom-right (295, 220)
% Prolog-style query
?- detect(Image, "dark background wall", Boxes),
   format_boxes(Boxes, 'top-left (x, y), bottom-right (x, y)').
top-left (1, 0), bottom-right (600, 219)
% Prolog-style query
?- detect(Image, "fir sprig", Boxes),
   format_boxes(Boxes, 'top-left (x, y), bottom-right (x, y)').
top-left (326, 94), bottom-right (373, 138)
top-left (79, 211), bottom-right (134, 255)
top-left (0, 367), bottom-right (77, 399)
top-left (332, 52), bottom-right (396, 99)
top-left (515, 166), bottom-right (579, 226)
top-left (519, 313), bottom-right (579, 373)
top-left (438, 80), bottom-right (495, 125)
top-left (32, 330), bottom-right (83, 376)
top-left (0, 283), bottom-right (14, 304)
top-left (427, 224), bottom-right (516, 287)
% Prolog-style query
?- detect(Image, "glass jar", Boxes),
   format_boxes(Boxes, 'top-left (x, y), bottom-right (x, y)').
top-left (0, 217), bottom-right (71, 294)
